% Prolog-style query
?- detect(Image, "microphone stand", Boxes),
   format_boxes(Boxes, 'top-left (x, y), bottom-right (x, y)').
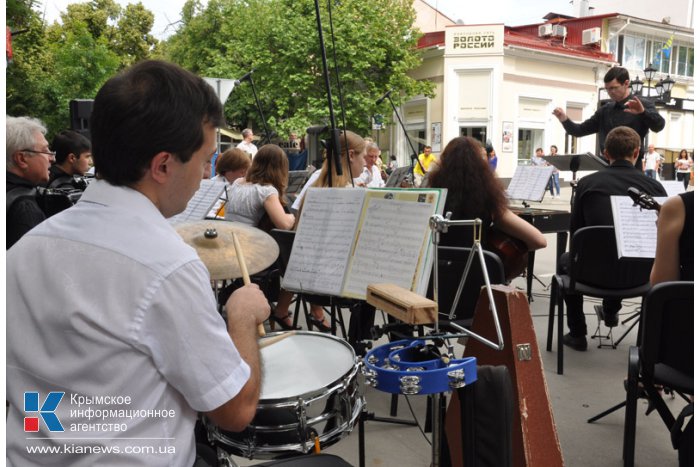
top-left (245, 73), bottom-right (273, 145)
top-left (385, 94), bottom-right (425, 186)
top-left (313, 0), bottom-right (342, 186)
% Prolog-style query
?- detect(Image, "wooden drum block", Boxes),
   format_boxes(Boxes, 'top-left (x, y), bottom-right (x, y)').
top-left (366, 283), bottom-right (437, 325)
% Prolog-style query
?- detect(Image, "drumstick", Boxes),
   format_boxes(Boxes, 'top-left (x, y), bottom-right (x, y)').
top-left (258, 331), bottom-right (296, 349)
top-left (232, 232), bottom-right (266, 337)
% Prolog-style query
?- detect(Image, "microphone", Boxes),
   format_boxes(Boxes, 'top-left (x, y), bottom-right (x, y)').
top-left (237, 70), bottom-right (254, 82)
top-left (375, 90), bottom-right (392, 105)
top-left (233, 79), bottom-right (241, 86)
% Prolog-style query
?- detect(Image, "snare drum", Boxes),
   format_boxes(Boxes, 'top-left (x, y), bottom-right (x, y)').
top-left (206, 331), bottom-right (363, 459)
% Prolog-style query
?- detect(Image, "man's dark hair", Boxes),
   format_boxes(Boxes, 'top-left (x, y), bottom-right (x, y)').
top-left (90, 60), bottom-right (225, 186)
top-left (604, 67), bottom-right (630, 84)
top-left (605, 126), bottom-right (640, 160)
top-left (51, 130), bottom-right (91, 165)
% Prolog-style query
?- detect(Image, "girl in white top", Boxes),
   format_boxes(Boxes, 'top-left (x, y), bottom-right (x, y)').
top-left (225, 145), bottom-right (295, 230)
top-left (275, 131), bottom-right (367, 332)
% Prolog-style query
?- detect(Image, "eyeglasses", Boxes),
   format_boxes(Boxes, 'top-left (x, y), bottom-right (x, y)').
top-left (604, 84), bottom-right (625, 93)
top-left (21, 149), bottom-right (56, 158)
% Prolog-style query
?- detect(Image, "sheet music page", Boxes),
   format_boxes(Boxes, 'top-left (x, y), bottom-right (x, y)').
top-left (660, 180), bottom-right (686, 197)
top-left (168, 180), bottom-right (226, 225)
top-left (506, 166), bottom-right (554, 201)
top-left (282, 188), bottom-right (366, 295)
top-left (343, 189), bottom-right (445, 299)
top-left (610, 196), bottom-right (666, 259)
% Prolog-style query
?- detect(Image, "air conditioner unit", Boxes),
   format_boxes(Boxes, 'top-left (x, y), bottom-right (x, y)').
top-left (553, 25), bottom-right (567, 37)
top-left (582, 27), bottom-right (601, 45)
top-left (538, 24), bottom-right (553, 37)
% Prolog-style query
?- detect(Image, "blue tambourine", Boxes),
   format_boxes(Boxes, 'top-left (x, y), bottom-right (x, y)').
top-left (363, 339), bottom-right (477, 395)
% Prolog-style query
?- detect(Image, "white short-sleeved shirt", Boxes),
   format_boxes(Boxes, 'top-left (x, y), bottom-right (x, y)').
top-left (225, 178), bottom-right (278, 226)
top-left (237, 141), bottom-right (258, 158)
top-left (6, 180), bottom-right (249, 466)
top-left (354, 165), bottom-right (385, 188)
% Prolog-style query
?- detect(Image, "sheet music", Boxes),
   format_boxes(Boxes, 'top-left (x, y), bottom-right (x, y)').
top-left (168, 180), bottom-right (226, 225)
top-left (344, 190), bottom-right (440, 299)
top-left (506, 166), bottom-right (554, 201)
top-left (282, 188), bottom-right (365, 295)
top-left (660, 180), bottom-right (686, 197)
top-left (610, 196), bottom-right (666, 259)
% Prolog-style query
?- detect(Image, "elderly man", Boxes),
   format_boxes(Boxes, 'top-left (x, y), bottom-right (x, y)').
top-left (6, 60), bottom-right (270, 466)
top-left (553, 66), bottom-right (665, 171)
top-left (6, 116), bottom-right (54, 249)
top-left (237, 128), bottom-right (258, 158)
top-left (354, 142), bottom-right (386, 188)
top-left (47, 129), bottom-right (92, 189)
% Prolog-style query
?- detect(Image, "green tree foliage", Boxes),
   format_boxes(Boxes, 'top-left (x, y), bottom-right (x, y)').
top-left (6, 0), bottom-right (157, 135)
top-left (165, 0), bottom-right (433, 137)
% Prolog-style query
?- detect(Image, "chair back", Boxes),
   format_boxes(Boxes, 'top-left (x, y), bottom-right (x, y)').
top-left (641, 281), bottom-right (694, 379)
top-left (269, 229), bottom-right (295, 276)
top-left (430, 245), bottom-right (506, 322)
top-left (569, 226), bottom-right (652, 291)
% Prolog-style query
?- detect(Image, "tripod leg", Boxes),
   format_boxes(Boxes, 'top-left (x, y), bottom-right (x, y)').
top-left (587, 401), bottom-right (626, 423)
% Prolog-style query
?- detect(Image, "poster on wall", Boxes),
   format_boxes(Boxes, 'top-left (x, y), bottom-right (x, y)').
top-left (502, 121), bottom-right (513, 153)
top-left (431, 122), bottom-right (442, 152)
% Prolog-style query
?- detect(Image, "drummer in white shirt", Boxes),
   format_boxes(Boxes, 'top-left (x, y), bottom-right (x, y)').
top-left (354, 142), bottom-right (385, 188)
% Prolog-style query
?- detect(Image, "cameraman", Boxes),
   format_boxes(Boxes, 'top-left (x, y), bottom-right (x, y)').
top-left (47, 129), bottom-right (92, 189)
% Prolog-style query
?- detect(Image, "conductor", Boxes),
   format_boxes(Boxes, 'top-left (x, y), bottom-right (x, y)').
top-left (553, 66), bottom-right (665, 171)
top-left (6, 60), bottom-right (270, 465)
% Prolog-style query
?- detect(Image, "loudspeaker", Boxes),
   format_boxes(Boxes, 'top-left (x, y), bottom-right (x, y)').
top-left (69, 99), bottom-right (94, 139)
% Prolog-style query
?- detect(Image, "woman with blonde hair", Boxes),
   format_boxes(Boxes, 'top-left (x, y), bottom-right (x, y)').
top-left (274, 130), bottom-right (367, 331)
top-left (225, 144), bottom-right (294, 230)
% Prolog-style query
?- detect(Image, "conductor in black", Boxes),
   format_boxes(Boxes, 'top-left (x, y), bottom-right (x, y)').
top-left (552, 66), bottom-right (665, 171)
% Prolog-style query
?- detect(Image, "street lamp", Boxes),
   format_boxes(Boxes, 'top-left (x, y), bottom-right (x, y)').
top-left (630, 63), bottom-right (676, 102)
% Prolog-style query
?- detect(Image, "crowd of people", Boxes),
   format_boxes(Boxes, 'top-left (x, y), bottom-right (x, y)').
top-left (5, 61), bottom-right (694, 465)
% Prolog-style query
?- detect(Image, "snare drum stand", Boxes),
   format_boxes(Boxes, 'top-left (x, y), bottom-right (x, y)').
top-left (356, 340), bottom-right (418, 467)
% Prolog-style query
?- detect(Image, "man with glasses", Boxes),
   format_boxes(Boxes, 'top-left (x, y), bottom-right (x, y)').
top-left (552, 66), bottom-right (665, 170)
top-left (6, 116), bottom-right (55, 249)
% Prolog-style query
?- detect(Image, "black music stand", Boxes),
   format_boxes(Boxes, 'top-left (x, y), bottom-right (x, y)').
top-left (385, 165), bottom-right (412, 188)
top-left (543, 153), bottom-right (607, 206)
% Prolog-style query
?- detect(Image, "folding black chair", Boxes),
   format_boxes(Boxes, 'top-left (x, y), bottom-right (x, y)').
top-left (546, 226), bottom-right (653, 374)
top-left (622, 281), bottom-right (694, 467)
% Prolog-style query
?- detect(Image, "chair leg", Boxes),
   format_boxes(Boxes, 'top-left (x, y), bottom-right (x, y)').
top-left (546, 277), bottom-right (557, 351)
top-left (623, 346), bottom-right (640, 467)
top-left (557, 282), bottom-right (565, 375)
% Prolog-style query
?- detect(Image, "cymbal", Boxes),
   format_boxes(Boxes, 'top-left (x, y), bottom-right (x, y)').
top-left (176, 220), bottom-right (279, 280)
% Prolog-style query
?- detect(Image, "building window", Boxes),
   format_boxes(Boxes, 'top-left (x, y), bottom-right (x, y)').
top-left (459, 126), bottom-right (487, 145)
top-left (649, 40), bottom-right (671, 74)
top-left (622, 35), bottom-right (646, 70)
top-left (517, 129), bottom-right (543, 164)
top-left (675, 45), bottom-right (694, 77)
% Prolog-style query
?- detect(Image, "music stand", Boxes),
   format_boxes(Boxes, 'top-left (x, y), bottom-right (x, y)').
top-left (543, 153), bottom-right (607, 205)
top-left (506, 165), bottom-right (554, 205)
top-left (385, 165), bottom-right (412, 187)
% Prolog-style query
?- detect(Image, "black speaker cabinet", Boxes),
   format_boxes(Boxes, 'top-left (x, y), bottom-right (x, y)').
top-left (69, 99), bottom-right (94, 131)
